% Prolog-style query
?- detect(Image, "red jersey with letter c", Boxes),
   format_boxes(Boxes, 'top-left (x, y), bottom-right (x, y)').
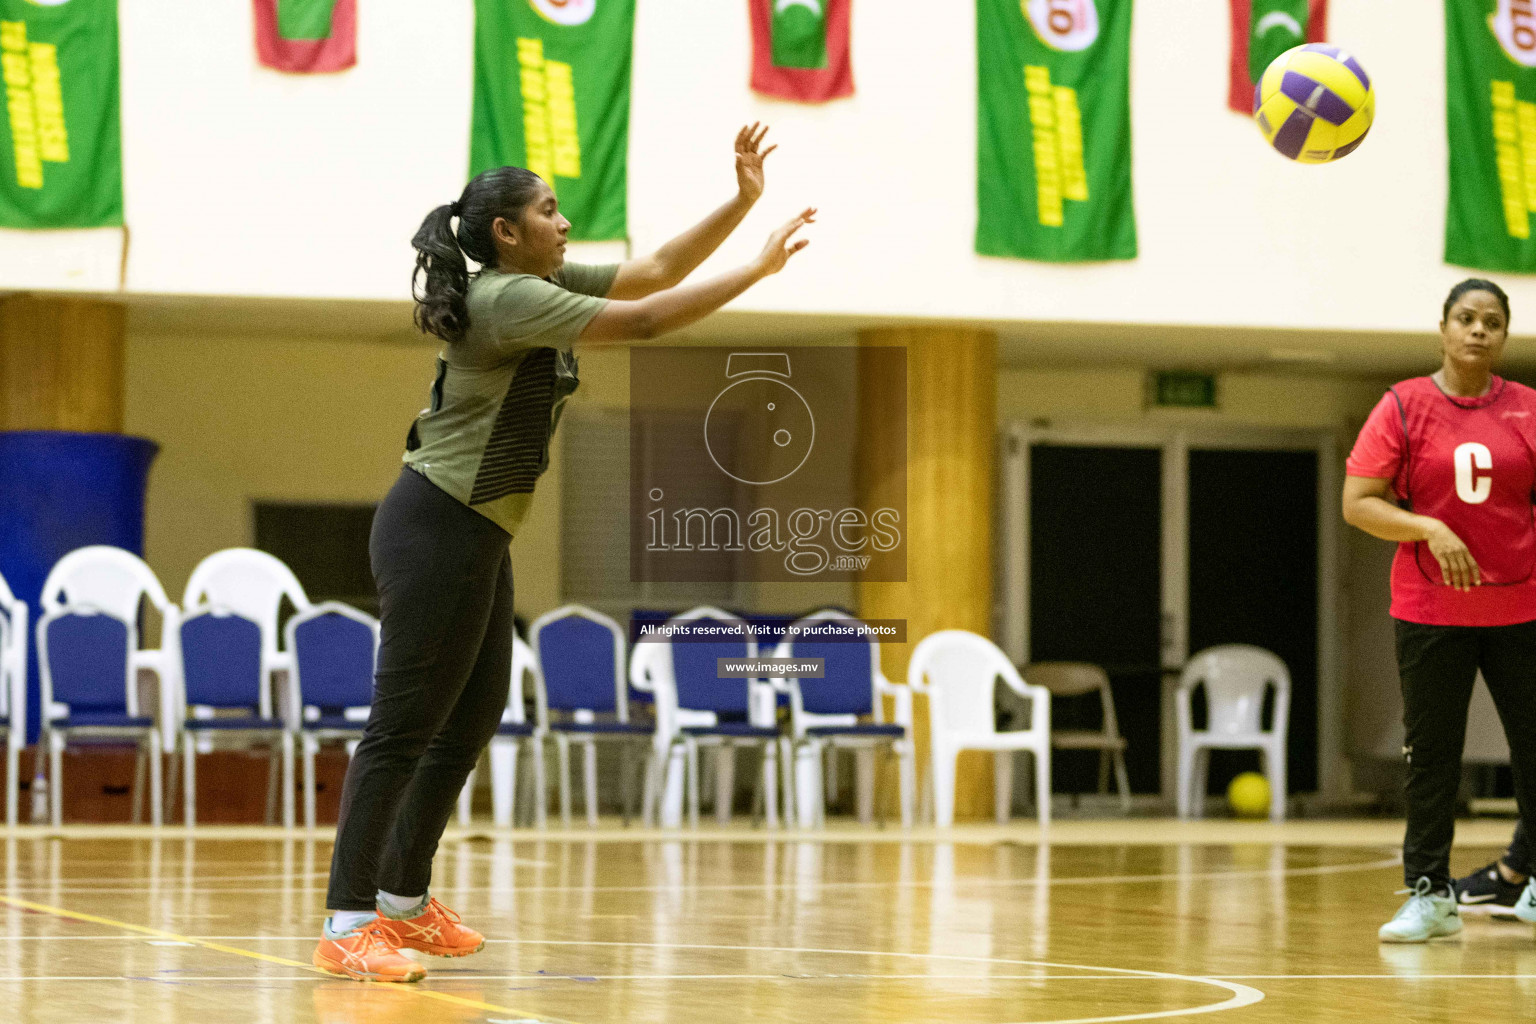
top-left (1347, 375), bottom-right (1536, 626)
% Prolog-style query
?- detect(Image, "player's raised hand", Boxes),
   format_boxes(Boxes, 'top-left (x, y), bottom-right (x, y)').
top-left (735, 122), bottom-right (776, 204)
top-left (756, 207), bottom-right (816, 275)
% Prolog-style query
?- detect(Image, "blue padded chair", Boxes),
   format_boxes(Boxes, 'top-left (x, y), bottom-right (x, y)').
top-left (0, 569), bottom-right (26, 826)
top-left (775, 609), bottom-right (915, 828)
top-left (179, 605), bottom-right (294, 827)
top-left (284, 602), bottom-right (377, 829)
top-left (655, 606), bottom-right (782, 828)
top-left (531, 604), bottom-right (651, 827)
top-left (36, 547), bottom-right (178, 827)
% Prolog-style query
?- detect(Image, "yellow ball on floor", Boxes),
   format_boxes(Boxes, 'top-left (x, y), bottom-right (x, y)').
top-left (1227, 772), bottom-right (1271, 818)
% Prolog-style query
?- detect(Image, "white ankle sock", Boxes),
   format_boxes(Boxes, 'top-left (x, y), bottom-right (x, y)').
top-left (376, 890), bottom-right (428, 920)
top-left (325, 910), bottom-right (377, 937)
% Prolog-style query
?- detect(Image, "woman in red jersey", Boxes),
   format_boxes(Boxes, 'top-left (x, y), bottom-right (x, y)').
top-left (1344, 278), bottom-right (1536, 942)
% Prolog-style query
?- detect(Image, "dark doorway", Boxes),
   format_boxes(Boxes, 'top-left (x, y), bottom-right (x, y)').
top-left (1028, 445), bottom-right (1163, 794)
top-left (1187, 449), bottom-right (1318, 795)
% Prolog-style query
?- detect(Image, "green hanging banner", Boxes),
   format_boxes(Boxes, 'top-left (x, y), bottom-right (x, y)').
top-left (975, 0), bottom-right (1136, 262)
top-left (470, 0), bottom-right (632, 242)
top-left (0, 0), bottom-right (122, 229)
top-left (1445, 0), bottom-right (1536, 272)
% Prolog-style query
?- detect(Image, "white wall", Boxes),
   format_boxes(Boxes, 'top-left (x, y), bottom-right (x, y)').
top-left (0, 1), bottom-right (1514, 335)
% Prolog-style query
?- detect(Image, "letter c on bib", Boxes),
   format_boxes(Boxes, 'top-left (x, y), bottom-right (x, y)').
top-left (1454, 442), bottom-right (1493, 504)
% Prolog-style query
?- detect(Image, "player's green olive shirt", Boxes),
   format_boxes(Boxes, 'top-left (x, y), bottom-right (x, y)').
top-left (403, 261), bottom-right (617, 536)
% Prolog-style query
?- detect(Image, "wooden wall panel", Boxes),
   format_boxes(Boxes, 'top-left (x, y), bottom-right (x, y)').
top-left (0, 295), bottom-right (125, 432)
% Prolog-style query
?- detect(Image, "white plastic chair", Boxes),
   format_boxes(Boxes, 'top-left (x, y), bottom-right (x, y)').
top-left (176, 549), bottom-right (310, 827)
top-left (642, 607), bottom-right (782, 829)
top-left (775, 609), bottom-right (914, 829)
top-left (908, 630), bottom-right (1051, 828)
top-left (0, 569), bottom-right (27, 826)
top-left (36, 546), bottom-right (179, 827)
top-left (1175, 644), bottom-right (1290, 821)
top-left (458, 634), bottom-right (544, 828)
top-left (629, 635), bottom-right (675, 827)
top-left (284, 602), bottom-right (378, 829)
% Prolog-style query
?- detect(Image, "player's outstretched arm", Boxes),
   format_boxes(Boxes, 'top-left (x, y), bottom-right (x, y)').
top-left (580, 208), bottom-right (814, 346)
top-left (607, 123), bottom-right (778, 299)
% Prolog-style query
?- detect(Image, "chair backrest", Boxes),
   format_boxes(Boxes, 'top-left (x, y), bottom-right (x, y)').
top-left (182, 548), bottom-right (310, 655)
top-left (909, 630), bottom-right (1028, 736)
top-left (286, 602), bottom-right (378, 713)
top-left (40, 610), bottom-right (133, 716)
top-left (666, 606), bottom-right (756, 714)
top-left (776, 609), bottom-right (876, 717)
top-left (1179, 644), bottom-right (1290, 736)
top-left (530, 604), bottom-right (626, 717)
top-left (40, 545), bottom-right (175, 631)
top-left (180, 606), bottom-right (266, 713)
top-left (1025, 662), bottom-right (1110, 699)
top-left (0, 570), bottom-right (24, 726)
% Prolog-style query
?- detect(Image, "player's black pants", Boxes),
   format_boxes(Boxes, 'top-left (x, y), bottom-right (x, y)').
top-left (1395, 618), bottom-right (1536, 891)
top-left (326, 466), bottom-right (513, 911)
top-left (1505, 820), bottom-right (1531, 876)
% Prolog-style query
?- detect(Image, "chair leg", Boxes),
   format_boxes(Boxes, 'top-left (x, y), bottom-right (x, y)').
top-left (855, 747), bottom-right (876, 825)
top-left (1097, 750), bottom-right (1111, 795)
top-left (532, 735), bottom-right (548, 828)
top-left (582, 740), bottom-right (598, 828)
top-left (1034, 746), bottom-right (1051, 829)
top-left (182, 732), bottom-right (197, 828)
top-left (1267, 745), bottom-right (1287, 822)
top-left (458, 766), bottom-right (476, 826)
top-left (824, 746), bottom-right (840, 810)
top-left (49, 732), bottom-right (63, 828)
top-left (932, 747), bottom-right (958, 828)
top-left (263, 746), bottom-right (280, 825)
top-left (641, 745), bottom-right (660, 828)
top-left (778, 736), bottom-right (795, 828)
top-left (763, 742), bottom-right (779, 830)
top-left (1176, 744), bottom-right (1192, 819)
top-left (619, 742), bottom-right (635, 827)
top-left (555, 734), bottom-right (572, 828)
top-left (1192, 749), bottom-right (1210, 820)
top-left (490, 739), bottom-right (516, 828)
top-left (148, 731), bottom-right (163, 828)
top-left (994, 750), bottom-right (1014, 824)
top-left (687, 740), bottom-right (701, 829)
top-left (4, 738), bottom-right (15, 828)
top-left (714, 746), bottom-right (736, 824)
top-left (281, 732), bottom-right (295, 829)
top-left (130, 742), bottom-right (146, 824)
top-left (303, 737), bottom-right (317, 830)
top-left (163, 748), bottom-right (180, 824)
top-left (1113, 748), bottom-right (1132, 814)
top-left (896, 742), bottom-right (915, 829)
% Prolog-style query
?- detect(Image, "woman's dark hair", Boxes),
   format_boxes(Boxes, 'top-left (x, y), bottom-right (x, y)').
top-left (411, 166), bottom-right (546, 343)
top-left (1442, 277), bottom-right (1512, 327)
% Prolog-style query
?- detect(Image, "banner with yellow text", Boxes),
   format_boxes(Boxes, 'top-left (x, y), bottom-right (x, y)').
top-left (1445, 0), bottom-right (1536, 271)
top-left (471, 0), bottom-right (631, 242)
top-left (976, 0), bottom-right (1135, 262)
top-left (0, 0), bottom-right (121, 228)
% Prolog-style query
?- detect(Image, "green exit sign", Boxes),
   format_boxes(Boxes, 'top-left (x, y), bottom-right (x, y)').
top-left (1152, 372), bottom-right (1217, 409)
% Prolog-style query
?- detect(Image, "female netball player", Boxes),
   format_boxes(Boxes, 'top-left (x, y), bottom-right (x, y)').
top-left (1344, 278), bottom-right (1536, 942)
top-left (313, 124), bottom-right (814, 981)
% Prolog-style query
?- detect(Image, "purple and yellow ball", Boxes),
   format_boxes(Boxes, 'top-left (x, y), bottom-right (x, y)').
top-left (1253, 43), bottom-right (1374, 164)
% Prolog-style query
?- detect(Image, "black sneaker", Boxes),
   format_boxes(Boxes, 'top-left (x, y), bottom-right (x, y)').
top-left (1453, 861), bottom-right (1527, 918)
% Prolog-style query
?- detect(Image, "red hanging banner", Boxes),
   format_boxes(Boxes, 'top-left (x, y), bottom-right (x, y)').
top-left (1229, 0), bottom-right (1327, 113)
top-left (253, 0), bottom-right (356, 74)
top-left (749, 0), bottom-right (853, 103)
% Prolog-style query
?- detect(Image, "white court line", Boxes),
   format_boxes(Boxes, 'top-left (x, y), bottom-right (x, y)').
top-left (0, 852), bottom-right (1403, 896)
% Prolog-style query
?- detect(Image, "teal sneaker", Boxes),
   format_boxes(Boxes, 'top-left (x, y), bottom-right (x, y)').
top-left (1515, 878), bottom-right (1536, 924)
top-left (1378, 877), bottom-right (1463, 943)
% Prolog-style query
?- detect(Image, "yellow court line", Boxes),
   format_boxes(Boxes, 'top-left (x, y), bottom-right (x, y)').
top-left (0, 893), bottom-right (577, 1023)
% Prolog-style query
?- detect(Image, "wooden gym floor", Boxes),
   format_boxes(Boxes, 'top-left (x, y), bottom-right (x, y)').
top-left (0, 819), bottom-right (1530, 1023)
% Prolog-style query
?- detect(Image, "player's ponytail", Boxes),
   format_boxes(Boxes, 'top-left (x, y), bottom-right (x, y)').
top-left (411, 166), bottom-right (547, 345)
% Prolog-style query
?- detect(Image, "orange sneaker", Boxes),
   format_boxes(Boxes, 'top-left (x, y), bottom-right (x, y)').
top-left (312, 918), bottom-right (426, 983)
top-left (375, 897), bottom-right (485, 958)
